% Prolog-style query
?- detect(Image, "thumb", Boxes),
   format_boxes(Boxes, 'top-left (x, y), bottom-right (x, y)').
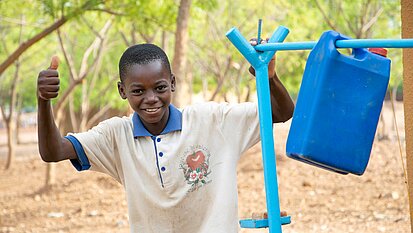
top-left (48, 55), bottom-right (59, 70)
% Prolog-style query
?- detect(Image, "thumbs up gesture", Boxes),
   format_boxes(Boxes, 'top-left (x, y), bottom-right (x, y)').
top-left (37, 56), bottom-right (60, 101)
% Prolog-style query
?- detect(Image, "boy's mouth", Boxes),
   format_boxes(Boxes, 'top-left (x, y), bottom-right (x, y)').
top-left (143, 107), bottom-right (161, 113)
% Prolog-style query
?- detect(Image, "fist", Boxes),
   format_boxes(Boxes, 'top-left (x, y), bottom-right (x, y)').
top-left (248, 38), bottom-right (276, 79)
top-left (37, 56), bottom-right (60, 101)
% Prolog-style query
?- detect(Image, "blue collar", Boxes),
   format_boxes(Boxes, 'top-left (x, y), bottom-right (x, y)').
top-left (132, 104), bottom-right (182, 137)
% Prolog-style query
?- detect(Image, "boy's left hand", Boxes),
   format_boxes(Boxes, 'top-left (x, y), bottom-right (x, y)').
top-left (248, 38), bottom-right (276, 79)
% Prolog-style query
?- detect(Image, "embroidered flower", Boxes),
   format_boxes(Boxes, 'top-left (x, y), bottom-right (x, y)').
top-left (189, 171), bottom-right (198, 182)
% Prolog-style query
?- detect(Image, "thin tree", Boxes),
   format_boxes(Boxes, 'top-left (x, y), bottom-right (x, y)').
top-left (44, 19), bottom-right (112, 186)
top-left (0, 15), bottom-right (24, 170)
top-left (172, 0), bottom-right (192, 107)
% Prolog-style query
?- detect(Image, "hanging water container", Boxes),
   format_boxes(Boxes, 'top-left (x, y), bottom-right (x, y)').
top-left (286, 30), bottom-right (391, 175)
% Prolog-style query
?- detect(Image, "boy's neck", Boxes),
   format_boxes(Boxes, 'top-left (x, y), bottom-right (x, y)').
top-left (139, 106), bottom-right (170, 136)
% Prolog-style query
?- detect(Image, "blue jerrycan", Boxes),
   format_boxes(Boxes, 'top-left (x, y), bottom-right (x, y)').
top-left (286, 31), bottom-right (391, 175)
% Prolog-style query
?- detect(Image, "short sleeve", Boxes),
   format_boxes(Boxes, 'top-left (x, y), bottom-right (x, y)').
top-left (66, 135), bottom-right (91, 171)
top-left (219, 102), bottom-right (261, 154)
top-left (67, 118), bottom-right (124, 182)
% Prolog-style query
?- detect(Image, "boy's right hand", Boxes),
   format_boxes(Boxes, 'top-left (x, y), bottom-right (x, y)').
top-left (37, 56), bottom-right (60, 101)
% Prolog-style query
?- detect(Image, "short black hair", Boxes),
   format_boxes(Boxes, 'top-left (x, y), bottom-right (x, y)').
top-left (118, 43), bottom-right (172, 81)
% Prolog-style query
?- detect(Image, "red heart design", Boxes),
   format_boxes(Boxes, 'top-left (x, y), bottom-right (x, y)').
top-left (186, 151), bottom-right (205, 170)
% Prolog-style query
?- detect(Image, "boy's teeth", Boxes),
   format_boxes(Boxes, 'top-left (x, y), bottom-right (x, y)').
top-left (146, 108), bottom-right (158, 112)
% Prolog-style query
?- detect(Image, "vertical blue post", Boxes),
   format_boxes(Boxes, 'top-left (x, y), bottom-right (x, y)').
top-left (226, 25), bottom-right (289, 233)
top-left (257, 19), bottom-right (263, 44)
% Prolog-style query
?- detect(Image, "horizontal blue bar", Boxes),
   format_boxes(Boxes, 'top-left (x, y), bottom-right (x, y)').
top-left (255, 39), bottom-right (413, 51)
top-left (239, 216), bottom-right (291, 228)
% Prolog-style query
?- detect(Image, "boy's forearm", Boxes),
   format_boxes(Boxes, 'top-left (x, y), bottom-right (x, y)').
top-left (37, 98), bottom-right (67, 162)
top-left (269, 74), bottom-right (294, 123)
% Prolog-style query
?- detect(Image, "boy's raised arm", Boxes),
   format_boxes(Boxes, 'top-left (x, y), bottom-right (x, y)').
top-left (267, 60), bottom-right (295, 123)
top-left (248, 39), bottom-right (295, 123)
top-left (37, 56), bottom-right (77, 162)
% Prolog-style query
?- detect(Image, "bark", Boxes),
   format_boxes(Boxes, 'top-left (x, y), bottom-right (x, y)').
top-left (171, 0), bottom-right (192, 107)
top-left (69, 94), bottom-right (79, 132)
top-left (2, 16), bottom-right (24, 170)
top-left (45, 162), bottom-right (56, 186)
top-left (79, 81), bottom-right (89, 131)
top-left (401, 0), bottom-right (413, 228)
top-left (5, 121), bottom-right (16, 169)
top-left (161, 30), bottom-right (169, 52)
top-left (15, 95), bottom-right (23, 144)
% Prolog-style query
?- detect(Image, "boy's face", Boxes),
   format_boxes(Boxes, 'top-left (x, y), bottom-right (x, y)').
top-left (118, 60), bottom-right (175, 134)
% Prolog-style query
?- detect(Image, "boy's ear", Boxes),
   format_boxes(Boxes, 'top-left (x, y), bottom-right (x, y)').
top-left (117, 81), bottom-right (127, 99)
top-left (171, 74), bottom-right (176, 92)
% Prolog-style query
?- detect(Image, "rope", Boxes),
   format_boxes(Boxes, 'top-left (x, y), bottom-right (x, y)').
top-left (388, 86), bottom-right (409, 190)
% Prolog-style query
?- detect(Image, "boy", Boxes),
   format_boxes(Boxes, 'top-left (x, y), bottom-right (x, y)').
top-left (37, 43), bottom-right (294, 232)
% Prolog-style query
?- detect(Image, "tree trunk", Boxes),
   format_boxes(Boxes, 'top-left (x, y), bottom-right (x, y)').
top-left (401, 0), bottom-right (413, 228)
top-left (202, 76), bottom-right (208, 101)
top-left (16, 96), bottom-right (23, 144)
top-left (2, 16), bottom-right (23, 170)
top-left (69, 93), bottom-right (79, 132)
top-left (5, 120), bottom-right (16, 170)
top-left (161, 30), bottom-right (169, 52)
top-left (79, 82), bottom-right (89, 131)
top-left (187, 62), bottom-right (193, 104)
top-left (172, 0), bottom-right (192, 107)
top-left (45, 163), bottom-right (56, 186)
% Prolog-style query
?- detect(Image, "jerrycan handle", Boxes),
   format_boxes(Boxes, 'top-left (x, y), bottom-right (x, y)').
top-left (312, 31), bottom-right (352, 58)
top-left (351, 47), bottom-right (369, 60)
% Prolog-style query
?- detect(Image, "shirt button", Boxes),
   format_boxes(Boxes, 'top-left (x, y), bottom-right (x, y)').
top-left (157, 138), bottom-right (161, 142)
top-left (161, 167), bottom-right (166, 172)
top-left (159, 152), bottom-right (164, 157)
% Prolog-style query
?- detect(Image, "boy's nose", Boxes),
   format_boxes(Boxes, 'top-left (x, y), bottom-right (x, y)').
top-left (145, 90), bottom-right (158, 103)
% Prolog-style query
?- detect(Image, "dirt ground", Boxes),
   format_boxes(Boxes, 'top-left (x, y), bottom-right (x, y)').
top-left (0, 102), bottom-right (410, 233)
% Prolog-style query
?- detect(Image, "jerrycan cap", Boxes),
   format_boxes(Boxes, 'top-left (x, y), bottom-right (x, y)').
top-left (368, 48), bottom-right (388, 57)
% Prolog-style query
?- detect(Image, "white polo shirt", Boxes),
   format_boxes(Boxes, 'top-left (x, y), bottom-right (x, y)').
top-left (66, 102), bottom-right (260, 233)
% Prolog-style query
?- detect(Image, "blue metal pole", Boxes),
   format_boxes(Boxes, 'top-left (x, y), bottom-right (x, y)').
top-left (255, 65), bottom-right (280, 233)
top-left (257, 19), bottom-right (263, 44)
top-left (226, 25), bottom-right (289, 233)
top-left (254, 38), bottom-right (413, 51)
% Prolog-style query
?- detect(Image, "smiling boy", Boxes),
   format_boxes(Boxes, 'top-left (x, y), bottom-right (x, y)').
top-left (37, 43), bottom-right (294, 232)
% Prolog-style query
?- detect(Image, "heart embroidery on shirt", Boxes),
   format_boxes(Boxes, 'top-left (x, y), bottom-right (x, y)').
top-left (186, 151), bottom-right (205, 170)
top-left (179, 145), bottom-right (212, 193)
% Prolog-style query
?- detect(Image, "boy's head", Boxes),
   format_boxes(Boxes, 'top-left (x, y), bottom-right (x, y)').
top-left (117, 43), bottom-right (176, 135)
top-left (119, 43), bottom-right (172, 82)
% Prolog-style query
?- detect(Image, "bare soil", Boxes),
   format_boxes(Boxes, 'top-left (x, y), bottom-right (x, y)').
top-left (0, 102), bottom-right (410, 233)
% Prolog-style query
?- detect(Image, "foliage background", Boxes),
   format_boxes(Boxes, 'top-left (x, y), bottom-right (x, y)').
top-left (0, 0), bottom-right (402, 120)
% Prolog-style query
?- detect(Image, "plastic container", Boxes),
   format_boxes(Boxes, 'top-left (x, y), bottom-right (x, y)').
top-left (286, 31), bottom-right (391, 175)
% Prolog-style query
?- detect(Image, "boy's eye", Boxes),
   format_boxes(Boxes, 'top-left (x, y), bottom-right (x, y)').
top-left (156, 85), bottom-right (168, 92)
top-left (132, 89), bottom-right (144, 94)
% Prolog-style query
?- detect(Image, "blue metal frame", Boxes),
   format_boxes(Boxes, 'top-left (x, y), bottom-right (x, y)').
top-left (255, 39), bottom-right (413, 51)
top-left (226, 26), bottom-right (289, 233)
top-left (240, 216), bottom-right (291, 228)
top-left (226, 23), bottom-right (413, 233)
